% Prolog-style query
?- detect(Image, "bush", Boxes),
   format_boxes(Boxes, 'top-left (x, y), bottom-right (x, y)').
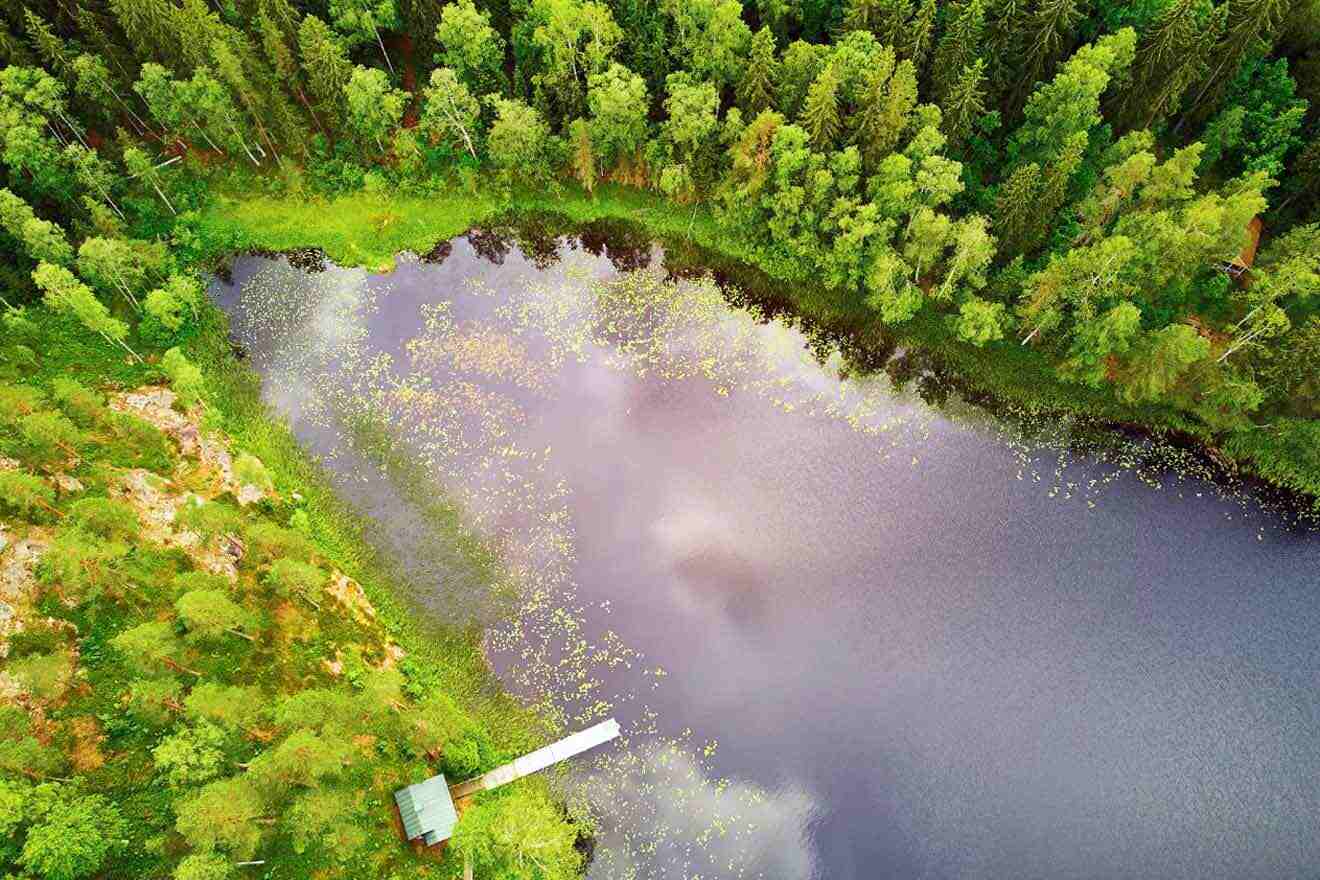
top-left (69, 497), bottom-right (141, 541)
top-left (233, 452), bottom-right (274, 492)
top-left (49, 377), bottom-right (106, 426)
top-left (161, 348), bottom-right (206, 408)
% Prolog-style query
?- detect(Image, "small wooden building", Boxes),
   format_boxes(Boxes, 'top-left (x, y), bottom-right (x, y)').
top-left (395, 774), bottom-right (459, 847)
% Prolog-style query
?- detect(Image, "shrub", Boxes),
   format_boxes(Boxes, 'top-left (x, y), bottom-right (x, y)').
top-left (69, 497), bottom-right (141, 541)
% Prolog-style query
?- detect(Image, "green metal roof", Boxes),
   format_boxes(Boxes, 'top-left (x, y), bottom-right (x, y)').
top-left (395, 774), bottom-right (458, 846)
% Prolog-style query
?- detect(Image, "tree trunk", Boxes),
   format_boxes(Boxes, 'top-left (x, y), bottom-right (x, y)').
top-left (150, 179), bottom-right (177, 215)
top-left (374, 24), bottom-right (395, 75)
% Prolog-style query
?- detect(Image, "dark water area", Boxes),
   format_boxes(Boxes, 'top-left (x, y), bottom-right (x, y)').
top-left (211, 223), bottom-right (1320, 880)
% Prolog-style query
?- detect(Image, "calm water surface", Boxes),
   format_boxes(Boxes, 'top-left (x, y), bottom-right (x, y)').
top-left (212, 230), bottom-right (1320, 880)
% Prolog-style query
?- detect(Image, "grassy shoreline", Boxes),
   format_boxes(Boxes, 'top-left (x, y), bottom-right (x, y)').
top-left (195, 184), bottom-right (1320, 510)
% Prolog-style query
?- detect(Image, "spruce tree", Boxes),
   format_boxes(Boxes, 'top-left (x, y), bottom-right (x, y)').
top-left (904, 0), bottom-right (938, 73)
top-left (854, 58), bottom-right (917, 168)
top-left (22, 10), bottom-right (70, 82)
top-left (1179, 0), bottom-right (1293, 127)
top-left (737, 27), bottom-right (779, 116)
top-left (932, 0), bottom-right (986, 102)
top-left (1011, 0), bottom-right (1084, 107)
top-left (940, 59), bottom-right (987, 148)
top-left (841, 0), bottom-right (884, 33)
top-left (877, 0), bottom-right (914, 47)
top-left (106, 0), bottom-right (182, 67)
top-left (993, 161), bottom-right (1043, 258)
top-left (1115, 0), bottom-right (1208, 130)
top-left (298, 15), bottom-right (353, 125)
top-left (801, 63), bottom-right (842, 151)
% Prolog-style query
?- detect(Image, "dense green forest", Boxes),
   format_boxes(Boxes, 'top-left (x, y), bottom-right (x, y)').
top-left (2, 0), bottom-right (1320, 495)
top-left (1, 0), bottom-right (1320, 875)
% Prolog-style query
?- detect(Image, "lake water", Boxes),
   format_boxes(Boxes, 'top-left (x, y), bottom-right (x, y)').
top-left (212, 223), bottom-right (1320, 880)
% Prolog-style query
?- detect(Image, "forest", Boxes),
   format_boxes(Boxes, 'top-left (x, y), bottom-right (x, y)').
top-left (2, 0), bottom-right (1320, 493)
top-left (1, 0), bottom-right (1319, 877)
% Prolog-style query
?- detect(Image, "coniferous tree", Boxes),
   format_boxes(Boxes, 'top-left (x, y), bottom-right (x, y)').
top-left (854, 58), bottom-right (917, 169)
top-left (1010, 0), bottom-right (1084, 107)
top-left (1114, 0), bottom-right (1214, 131)
top-left (738, 27), bottom-right (779, 116)
top-left (993, 161), bottom-right (1043, 258)
top-left (107, 0), bottom-right (183, 67)
top-left (932, 0), bottom-right (987, 101)
top-left (1179, 0), bottom-right (1295, 128)
top-left (876, 0), bottom-right (915, 47)
top-left (904, 0), bottom-right (938, 72)
top-left (841, 0), bottom-right (884, 34)
top-left (22, 10), bottom-right (70, 82)
top-left (941, 59), bottom-right (988, 148)
top-left (298, 16), bottom-right (353, 126)
top-left (257, 10), bottom-right (323, 137)
top-left (801, 63), bottom-right (842, 150)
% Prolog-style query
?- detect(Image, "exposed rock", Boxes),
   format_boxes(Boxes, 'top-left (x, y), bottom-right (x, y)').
top-left (327, 572), bottom-right (378, 624)
top-left (110, 386), bottom-right (237, 487)
top-left (381, 642), bottom-right (407, 669)
top-left (0, 535), bottom-right (46, 608)
top-left (113, 469), bottom-right (182, 544)
top-left (0, 458), bottom-right (19, 471)
top-left (53, 474), bottom-right (84, 495)
top-left (0, 600), bottom-right (16, 660)
top-left (236, 483), bottom-right (265, 506)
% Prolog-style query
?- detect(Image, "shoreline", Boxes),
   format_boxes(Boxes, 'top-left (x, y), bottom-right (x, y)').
top-left (196, 188), bottom-right (1320, 522)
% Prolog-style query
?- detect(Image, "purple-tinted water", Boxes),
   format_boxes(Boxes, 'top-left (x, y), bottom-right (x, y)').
top-left (212, 233), bottom-right (1320, 880)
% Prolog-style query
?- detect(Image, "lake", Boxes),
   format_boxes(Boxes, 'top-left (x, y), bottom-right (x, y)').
top-left (211, 220), bottom-right (1320, 880)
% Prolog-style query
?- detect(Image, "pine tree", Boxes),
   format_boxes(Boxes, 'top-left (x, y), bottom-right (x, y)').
top-left (801, 63), bottom-right (842, 150)
top-left (940, 59), bottom-right (987, 148)
top-left (932, 0), bottom-right (986, 102)
top-left (737, 27), bottom-right (779, 116)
